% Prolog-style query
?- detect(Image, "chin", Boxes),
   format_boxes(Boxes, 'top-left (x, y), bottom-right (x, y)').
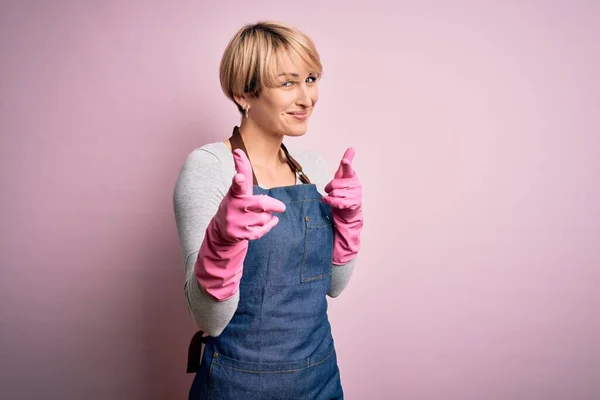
top-left (285, 129), bottom-right (307, 138)
top-left (283, 123), bottom-right (309, 137)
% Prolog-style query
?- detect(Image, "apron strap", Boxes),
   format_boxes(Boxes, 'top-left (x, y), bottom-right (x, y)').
top-left (186, 329), bottom-right (209, 373)
top-left (228, 126), bottom-right (311, 185)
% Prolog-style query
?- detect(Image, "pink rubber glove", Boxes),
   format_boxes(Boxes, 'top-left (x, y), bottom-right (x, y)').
top-left (322, 147), bottom-right (363, 265)
top-left (195, 149), bottom-right (286, 301)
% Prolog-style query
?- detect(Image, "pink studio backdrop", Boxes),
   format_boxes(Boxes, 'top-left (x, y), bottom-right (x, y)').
top-left (1, 1), bottom-right (599, 399)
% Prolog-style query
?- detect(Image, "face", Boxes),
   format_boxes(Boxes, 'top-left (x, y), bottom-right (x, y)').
top-left (240, 54), bottom-right (319, 138)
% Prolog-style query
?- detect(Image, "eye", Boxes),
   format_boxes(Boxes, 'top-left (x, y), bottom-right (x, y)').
top-left (282, 81), bottom-right (294, 87)
top-left (306, 76), bottom-right (318, 83)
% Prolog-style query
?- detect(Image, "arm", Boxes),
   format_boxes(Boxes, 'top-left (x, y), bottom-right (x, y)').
top-left (173, 149), bottom-right (238, 337)
top-left (328, 259), bottom-right (357, 298)
top-left (310, 151), bottom-right (358, 298)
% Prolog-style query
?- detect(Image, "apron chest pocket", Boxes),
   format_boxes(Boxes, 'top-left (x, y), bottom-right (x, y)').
top-left (301, 216), bottom-right (333, 282)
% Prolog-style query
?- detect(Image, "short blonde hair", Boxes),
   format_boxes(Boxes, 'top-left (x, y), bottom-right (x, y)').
top-left (219, 21), bottom-right (323, 113)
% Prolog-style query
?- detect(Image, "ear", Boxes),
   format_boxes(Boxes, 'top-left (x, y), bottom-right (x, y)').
top-left (233, 94), bottom-right (248, 111)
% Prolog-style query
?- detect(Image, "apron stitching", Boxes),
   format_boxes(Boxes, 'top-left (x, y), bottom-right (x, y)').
top-left (301, 217), bottom-right (333, 283)
top-left (207, 353), bottom-right (216, 400)
top-left (211, 347), bottom-right (335, 374)
top-left (301, 214), bottom-right (310, 281)
top-left (306, 357), bottom-right (310, 400)
top-left (210, 365), bottom-right (307, 374)
top-left (255, 247), bottom-right (272, 364)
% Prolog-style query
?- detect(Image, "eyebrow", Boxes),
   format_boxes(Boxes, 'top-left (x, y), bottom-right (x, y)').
top-left (277, 72), bottom-right (319, 79)
top-left (278, 72), bottom-right (300, 78)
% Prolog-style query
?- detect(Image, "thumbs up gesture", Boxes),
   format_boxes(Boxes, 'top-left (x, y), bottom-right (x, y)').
top-left (195, 149), bottom-right (286, 301)
top-left (322, 148), bottom-right (363, 265)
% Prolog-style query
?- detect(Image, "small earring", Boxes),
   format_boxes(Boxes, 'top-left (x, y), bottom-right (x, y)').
top-left (244, 106), bottom-right (249, 119)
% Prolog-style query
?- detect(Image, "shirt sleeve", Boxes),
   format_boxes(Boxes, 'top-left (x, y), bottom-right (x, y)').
top-left (173, 148), bottom-right (239, 337)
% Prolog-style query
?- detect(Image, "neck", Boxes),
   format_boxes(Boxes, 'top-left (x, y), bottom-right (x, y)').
top-left (238, 119), bottom-right (285, 169)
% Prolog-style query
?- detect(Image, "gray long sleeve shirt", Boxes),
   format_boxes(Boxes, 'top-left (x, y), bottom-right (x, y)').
top-left (173, 141), bottom-right (356, 336)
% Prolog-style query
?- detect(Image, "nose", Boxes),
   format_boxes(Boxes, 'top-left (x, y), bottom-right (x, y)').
top-left (296, 83), bottom-right (312, 107)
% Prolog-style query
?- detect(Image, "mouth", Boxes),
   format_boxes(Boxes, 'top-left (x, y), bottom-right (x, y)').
top-left (287, 110), bottom-right (310, 120)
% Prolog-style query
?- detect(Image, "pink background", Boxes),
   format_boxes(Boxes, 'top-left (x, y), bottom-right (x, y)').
top-left (1, 1), bottom-right (599, 399)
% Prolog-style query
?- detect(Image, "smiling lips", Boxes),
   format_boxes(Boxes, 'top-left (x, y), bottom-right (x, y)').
top-left (287, 110), bottom-right (309, 120)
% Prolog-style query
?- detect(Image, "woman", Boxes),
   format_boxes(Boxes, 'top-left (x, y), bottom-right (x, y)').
top-left (173, 20), bottom-right (363, 400)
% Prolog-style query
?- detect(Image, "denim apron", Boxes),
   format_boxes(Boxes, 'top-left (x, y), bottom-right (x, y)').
top-left (187, 127), bottom-right (343, 399)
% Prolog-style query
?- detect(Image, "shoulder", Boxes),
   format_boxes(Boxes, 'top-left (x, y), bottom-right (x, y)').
top-left (183, 142), bottom-right (232, 166)
top-left (174, 142), bottom-right (234, 197)
top-left (178, 141), bottom-right (236, 178)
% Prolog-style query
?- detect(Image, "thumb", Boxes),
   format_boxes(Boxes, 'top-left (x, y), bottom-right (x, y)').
top-left (232, 149), bottom-right (253, 195)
